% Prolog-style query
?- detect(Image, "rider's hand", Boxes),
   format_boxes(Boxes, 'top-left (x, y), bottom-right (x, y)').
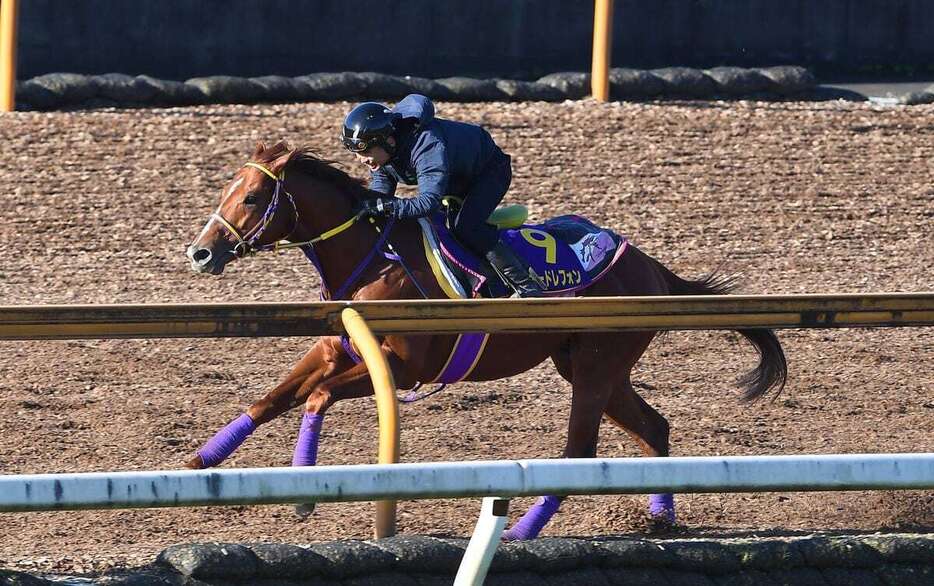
top-left (358, 198), bottom-right (396, 218)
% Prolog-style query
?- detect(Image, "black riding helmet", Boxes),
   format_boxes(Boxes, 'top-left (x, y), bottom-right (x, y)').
top-left (341, 102), bottom-right (401, 154)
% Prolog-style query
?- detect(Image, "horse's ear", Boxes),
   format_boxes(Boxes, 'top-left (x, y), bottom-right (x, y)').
top-left (269, 150), bottom-right (294, 175)
top-left (253, 142), bottom-right (267, 158)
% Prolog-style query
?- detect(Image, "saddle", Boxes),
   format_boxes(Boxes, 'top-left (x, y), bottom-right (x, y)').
top-left (343, 203), bottom-right (630, 386)
top-left (420, 199), bottom-right (628, 299)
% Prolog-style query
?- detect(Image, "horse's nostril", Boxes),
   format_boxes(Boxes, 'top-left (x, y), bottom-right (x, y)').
top-left (192, 248), bottom-right (212, 264)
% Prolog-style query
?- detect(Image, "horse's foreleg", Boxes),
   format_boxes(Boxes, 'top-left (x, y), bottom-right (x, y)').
top-left (184, 371), bottom-right (309, 469)
top-left (187, 412), bottom-right (257, 469)
top-left (290, 359), bottom-right (377, 466)
top-left (185, 340), bottom-right (340, 470)
top-left (604, 379), bottom-right (675, 524)
top-left (290, 358), bottom-right (380, 517)
top-left (292, 411), bottom-right (323, 467)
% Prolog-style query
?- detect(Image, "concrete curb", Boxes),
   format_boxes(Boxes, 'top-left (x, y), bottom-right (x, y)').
top-left (5, 533), bottom-right (931, 585)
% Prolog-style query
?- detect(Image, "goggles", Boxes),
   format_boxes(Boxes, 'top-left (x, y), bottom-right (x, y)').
top-left (341, 135), bottom-right (373, 153)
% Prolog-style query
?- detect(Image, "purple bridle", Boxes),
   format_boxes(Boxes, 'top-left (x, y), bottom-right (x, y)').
top-left (210, 162), bottom-right (301, 258)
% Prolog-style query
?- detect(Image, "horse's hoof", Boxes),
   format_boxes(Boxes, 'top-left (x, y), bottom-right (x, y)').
top-left (184, 455), bottom-right (204, 470)
top-left (294, 503), bottom-right (316, 518)
top-left (500, 530), bottom-right (521, 542)
top-left (646, 514), bottom-right (681, 534)
top-left (500, 527), bottom-right (534, 541)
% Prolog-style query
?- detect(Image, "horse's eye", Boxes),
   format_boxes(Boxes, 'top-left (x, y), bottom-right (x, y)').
top-left (243, 193), bottom-right (258, 206)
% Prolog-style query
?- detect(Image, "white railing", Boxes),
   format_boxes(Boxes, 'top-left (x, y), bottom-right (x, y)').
top-left (3, 454), bottom-right (932, 512)
top-left (3, 454), bottom-right (932, 585)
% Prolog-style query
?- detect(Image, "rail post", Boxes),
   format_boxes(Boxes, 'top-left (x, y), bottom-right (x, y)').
top-left (0, 0), bottom-right (19, 112)
top-left (454, 497), bottom-right (510, 586)
top-left (340, 308), bottom-right (399, 538)
top-left (591, 0), bottom-right (615, 102)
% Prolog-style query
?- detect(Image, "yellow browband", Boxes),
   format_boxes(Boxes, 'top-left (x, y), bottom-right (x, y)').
top-left (244, 161), bottom-right (279, 181)
top-left (236, 161), bottom-right (361, 250)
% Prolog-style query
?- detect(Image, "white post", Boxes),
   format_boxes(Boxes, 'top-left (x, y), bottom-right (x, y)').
top-left (454, 497), bottom-right (510, 586)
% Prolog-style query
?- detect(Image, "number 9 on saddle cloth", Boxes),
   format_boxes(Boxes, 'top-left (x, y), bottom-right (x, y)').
top-left (427, 197), bottom-right (628, 299)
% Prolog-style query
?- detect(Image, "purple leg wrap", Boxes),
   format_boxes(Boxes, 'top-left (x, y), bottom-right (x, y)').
top-left (292, 413), bottom-right (324, 467)
top-left (649, 493), bottom-right (676, 522)
top-left (197, 413), bottom-right (256, 468)
top-left (501, 495), bottom-right (561, 541)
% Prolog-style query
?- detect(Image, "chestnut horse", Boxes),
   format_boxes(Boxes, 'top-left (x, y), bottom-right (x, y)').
top-left (185, 142), bottom-right (786, 539)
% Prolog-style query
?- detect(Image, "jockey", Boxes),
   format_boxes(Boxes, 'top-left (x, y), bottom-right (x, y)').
top-left (340, 94), bottom-right (544, 297)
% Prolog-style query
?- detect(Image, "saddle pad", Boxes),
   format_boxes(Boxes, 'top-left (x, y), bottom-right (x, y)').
top-left (420, 213), bottom-right (628, 297)
top-left (500, 215), bottom-right (628, 294)
top-left (351, 214), bottom-right (628, 384)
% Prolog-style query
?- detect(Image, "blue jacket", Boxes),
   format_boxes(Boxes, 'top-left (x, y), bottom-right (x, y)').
top-left (369, 94), bottom-right (505, 219)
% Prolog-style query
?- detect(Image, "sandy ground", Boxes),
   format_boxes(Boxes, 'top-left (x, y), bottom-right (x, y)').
top-left (0, 98), bottom-right (931, 575)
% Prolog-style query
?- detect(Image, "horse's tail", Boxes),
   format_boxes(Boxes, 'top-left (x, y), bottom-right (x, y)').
top-left (652, 259), bottom-right (788, 402)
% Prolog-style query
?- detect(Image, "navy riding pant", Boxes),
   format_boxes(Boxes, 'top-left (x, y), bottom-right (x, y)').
top-left (452, 153), bottom-right (512, 255)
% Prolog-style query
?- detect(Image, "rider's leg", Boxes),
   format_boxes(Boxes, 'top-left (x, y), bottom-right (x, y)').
top-left (454, 154), bottom-right (544, 297)
top-left (485, 241), bottom-right (545, 297)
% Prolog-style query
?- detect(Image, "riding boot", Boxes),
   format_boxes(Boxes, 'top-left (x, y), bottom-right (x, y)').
top-left (485, 242), bottom-right (546, 298)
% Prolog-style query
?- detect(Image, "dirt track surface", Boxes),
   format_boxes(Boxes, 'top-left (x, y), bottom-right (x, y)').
top-left (0, 99), bottom-right (932, 575)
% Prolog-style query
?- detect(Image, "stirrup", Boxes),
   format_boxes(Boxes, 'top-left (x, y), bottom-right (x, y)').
top-left (508, 270), bottom-right (547, 298)
top-left (509, 286), bottom-right (547, 298)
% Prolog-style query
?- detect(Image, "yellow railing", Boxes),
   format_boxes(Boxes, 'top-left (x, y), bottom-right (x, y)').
top-left (0, 0), bottom-right (18, 112)
top-left (1, 294), bottom-right (932, 340)
top-left (591, 0), bottom-right (615, 102)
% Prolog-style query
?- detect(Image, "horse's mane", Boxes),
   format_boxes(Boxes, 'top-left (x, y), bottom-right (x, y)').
top-left (252, 141), bottom-right (374, 199)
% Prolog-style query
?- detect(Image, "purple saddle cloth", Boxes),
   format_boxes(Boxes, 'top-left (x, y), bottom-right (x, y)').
top-left (433, 213), bottom-right (628, 297)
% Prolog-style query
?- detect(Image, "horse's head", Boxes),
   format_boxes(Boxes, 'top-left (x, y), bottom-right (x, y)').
top-left (187, 141), bottom-right (370, 276)
top-left (186, 142), bottom-right (298, 275)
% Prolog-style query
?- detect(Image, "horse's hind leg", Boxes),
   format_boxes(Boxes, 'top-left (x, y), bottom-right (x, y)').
top-left (604, 378), bottom-right (676, 525)
top-left (503, 332), bottom-right (647, 540)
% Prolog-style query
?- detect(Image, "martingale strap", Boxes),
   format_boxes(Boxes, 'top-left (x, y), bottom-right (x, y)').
top-left (231, 163), bottom-right (495, 393)
top-left (332, 217), bottom-right (396, 300)
top-left (229, 162), bottom-right (455, 392)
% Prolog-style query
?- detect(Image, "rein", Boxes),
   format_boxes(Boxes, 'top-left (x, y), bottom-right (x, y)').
top-left (213, 160), bottom-right (417, 301)
top-left (218, 159), bottom-right (444, 401)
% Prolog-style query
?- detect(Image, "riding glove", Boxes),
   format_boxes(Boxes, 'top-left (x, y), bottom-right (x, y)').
top-left (358, 197), bottom-right (396, 218)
